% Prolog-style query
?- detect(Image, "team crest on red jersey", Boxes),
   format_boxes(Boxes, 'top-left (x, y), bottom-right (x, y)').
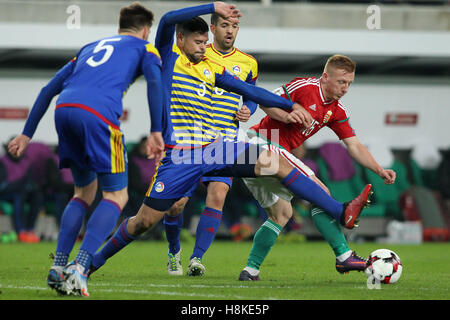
top-left (323, 110), bottom-right (333, 124)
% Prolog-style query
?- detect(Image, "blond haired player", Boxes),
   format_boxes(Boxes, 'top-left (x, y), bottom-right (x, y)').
top-left (239, 55), bottom-right (395, 281)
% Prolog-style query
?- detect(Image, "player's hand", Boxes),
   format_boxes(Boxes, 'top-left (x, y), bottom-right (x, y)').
top-left (213, 2), bottom-right (242, 23)
top-left (289, 103), bottom-right (313, 128)
top-left (379, 169), bottom-right (396, 185)
top-left (146, 131), bottom-right (165, 162)
top-left (7, 134), bottom-right (30, 158)
top-left (236, 105), bottom-right (251, 122)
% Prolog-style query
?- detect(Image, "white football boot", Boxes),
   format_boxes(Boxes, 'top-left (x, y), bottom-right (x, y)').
top-left (187, 257), bottom-right (205, 277)
top-left (61, 261), bottom-right (90, 297)
top-left (167, 249), bottom-right (183, 276)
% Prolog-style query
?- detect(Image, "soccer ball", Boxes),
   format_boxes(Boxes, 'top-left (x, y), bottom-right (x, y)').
top-left (365, 249), bottom-right (403, 284)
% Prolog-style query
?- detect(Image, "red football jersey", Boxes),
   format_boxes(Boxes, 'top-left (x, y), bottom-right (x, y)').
top-left (250, 77), bottom-right (355, 152)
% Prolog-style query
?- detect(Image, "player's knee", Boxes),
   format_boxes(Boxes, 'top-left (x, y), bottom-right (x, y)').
top-left (206, 184), bottom-right (229, 209)
top-left (266, 199), bottom-right (292, 227)
top-left (73, 180), bottom-right (98, 206)
top-left (255, 150), bottom-right (291, 177)
top-left (135, 207), bottom-right (162, 231)
top-left (103, 188), bottom-right (128, 210)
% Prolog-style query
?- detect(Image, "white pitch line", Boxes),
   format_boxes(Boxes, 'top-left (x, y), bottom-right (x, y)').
top-left (88, 282), bottom-right (295, 290)
top-left (0, 284), bottom-right (284, 300)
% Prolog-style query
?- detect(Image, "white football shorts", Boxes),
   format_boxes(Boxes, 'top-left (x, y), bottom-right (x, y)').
top-left (243, 136), bottom-right (315, 208)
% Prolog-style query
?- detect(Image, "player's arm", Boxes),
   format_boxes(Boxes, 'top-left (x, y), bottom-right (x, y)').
top-left (155, 2), bottom-right (240, 56)
top-left (8, 60), bottom-right (75, 157)
top-left (236, 73), bottom-right (257, 122)
top-left (343, 136), bottom-right (396, 185)
top-left (215, 71), bottom-right (295, 111)
top-left (261, 105), bottom-right (291, 123)
top-left (155, 4), bottom-right (214, 56)
top-left (258, 84), bottom-right (313, 126)
top-left (261, 101), bottom-right (313, 127)
top-left (242, 72), bottom-right (258, 114)
top-left (141, 53), bottom-right (165, 161)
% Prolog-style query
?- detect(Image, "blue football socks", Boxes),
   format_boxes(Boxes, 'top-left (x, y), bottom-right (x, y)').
top-left (91, 217), bottom-right (136, 270)
top-left (282, 168), bottom-right (344, 221)
top-left (77, 199), bottom-right (121, 272)
top-left (191, 207), bottom-right (222, 260)
top-left (53, 198), bottom-right (88, 267)
top-left (164, 212), bottom-right (183, 255)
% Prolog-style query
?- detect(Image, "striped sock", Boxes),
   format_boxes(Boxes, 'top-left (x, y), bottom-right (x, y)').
top-left (282, 168), bottom-right (343, 221)
top-left (91, 217), bottom-right (136, 270)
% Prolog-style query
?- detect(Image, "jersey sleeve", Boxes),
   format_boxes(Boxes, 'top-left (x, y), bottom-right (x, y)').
top-left (22, 59), bottom-right (76, 138)
top-left (249, 56), bottom-right (258, 82)
top-left (242, 56), bottom-right (259, 114)
top-left (143, 43), bottom-right (162, 67)
top-left (328, 103), bottom-right (356, 140)
top-left (243, 72), bottom-right (257, 114)
top-left (138, 43), bottom-right (163, 132)
top-left (215, 71), bottom-right (293, 110)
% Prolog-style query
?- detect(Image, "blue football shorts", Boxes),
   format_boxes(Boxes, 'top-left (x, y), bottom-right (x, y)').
top-left (55, 105), bottom-right (128, 192)
top-left (144, 140), bottom-right (262, 211)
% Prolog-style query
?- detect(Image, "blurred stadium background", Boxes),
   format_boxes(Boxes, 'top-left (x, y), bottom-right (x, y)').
top-left (0, 0), bottom-right (449, 244)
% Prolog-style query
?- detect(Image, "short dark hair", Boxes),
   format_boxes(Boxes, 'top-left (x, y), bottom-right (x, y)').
top-left (119, 2), bottom-right (154, 32)
top-left (210, 13), bottom-right (220, 26)
top-left (176, 17), bottom-right (209, 37)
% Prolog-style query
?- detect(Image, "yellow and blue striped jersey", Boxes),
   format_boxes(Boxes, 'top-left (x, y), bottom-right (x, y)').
top-left (205, 44), bottom-right (258, 141)
top-left (155, 4), bottom-right (292, 149)
top-left (163, 44), bottom-right (226, 147)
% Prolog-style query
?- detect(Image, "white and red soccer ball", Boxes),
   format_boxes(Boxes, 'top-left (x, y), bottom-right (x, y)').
top-left (365, 249), bottom-right (403, 284)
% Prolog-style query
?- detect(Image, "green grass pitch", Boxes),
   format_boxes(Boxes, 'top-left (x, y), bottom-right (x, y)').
top-left (0, 239), bottom-right (449, 300)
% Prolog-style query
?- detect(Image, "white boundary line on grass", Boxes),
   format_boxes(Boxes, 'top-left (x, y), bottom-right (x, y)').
top-left (89, 282), bottom-right (295, 290)
top-left (0, 284), bottom-right (284, 300)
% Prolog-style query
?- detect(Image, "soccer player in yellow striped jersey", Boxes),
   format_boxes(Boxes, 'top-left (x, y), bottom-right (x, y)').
top-left (163, 13), bottom-right (260, 277)
top-left (206, 14), bottom-right (258, 142)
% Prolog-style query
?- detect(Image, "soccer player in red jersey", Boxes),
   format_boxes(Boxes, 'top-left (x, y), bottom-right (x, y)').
top-left (239, 54), bottom-right (396, 281)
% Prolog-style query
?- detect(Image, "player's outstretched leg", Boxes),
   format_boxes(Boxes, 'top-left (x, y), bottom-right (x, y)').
top-left (255, 149), bottom-right (372, 229)
top-left (89, 204), bottom-right (166, 278)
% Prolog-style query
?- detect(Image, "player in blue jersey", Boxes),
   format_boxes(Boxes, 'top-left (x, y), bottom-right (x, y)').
top-left (7, 2), bottom-right (164, 297)
top-left (88, 2), bottom-right (372, 292)
top-left (163, 12), bottom-right (259, 277)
